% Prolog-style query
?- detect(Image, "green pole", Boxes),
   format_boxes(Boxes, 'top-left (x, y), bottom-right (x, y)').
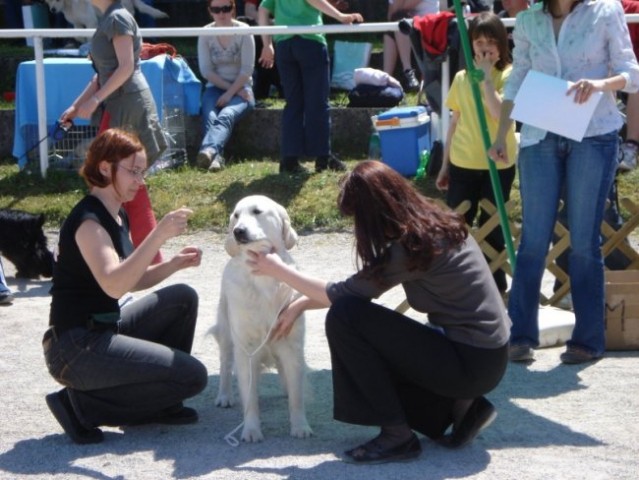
top-left (450, 0), bottom-right (517, 271)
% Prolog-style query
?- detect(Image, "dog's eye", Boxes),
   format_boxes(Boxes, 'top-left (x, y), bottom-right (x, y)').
top-left (233, 213), bottom-right (239, 219)
top-left (252, 208), bottom-right (262, 215)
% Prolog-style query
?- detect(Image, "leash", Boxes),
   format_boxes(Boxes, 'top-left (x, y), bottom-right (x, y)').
top-left (223, 283), bottom-right (298, 447)
top-left (17, 120), bottom-right (74, 166)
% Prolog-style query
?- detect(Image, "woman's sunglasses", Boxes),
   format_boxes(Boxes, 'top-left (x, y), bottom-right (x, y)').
top-left (209, 5), bottom-right (233, 14)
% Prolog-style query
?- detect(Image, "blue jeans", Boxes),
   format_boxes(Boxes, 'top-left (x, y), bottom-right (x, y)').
top-left (509, 131), bottom-right (618, 356)
top-left (43, 284), bottom-right (208, 428)
top-left (275, 36), bottom-right (331, 158)
top-left (0, 258), bottom-right (11, 295)
top-left (200, 86), bottom-right (254, 156)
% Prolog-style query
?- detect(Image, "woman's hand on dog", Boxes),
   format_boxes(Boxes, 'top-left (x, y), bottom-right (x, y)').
top-left (246, 249), bottom-right (284, 278)
top-left (271, 297), bottom-right (307, 341)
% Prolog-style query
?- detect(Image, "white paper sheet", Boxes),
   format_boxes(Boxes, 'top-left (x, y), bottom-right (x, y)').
top-left (511, 70), bottom-right (603, 142)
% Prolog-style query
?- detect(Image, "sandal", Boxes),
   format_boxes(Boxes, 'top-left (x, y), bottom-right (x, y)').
top-left (343, 433), bottom-right (421, 464)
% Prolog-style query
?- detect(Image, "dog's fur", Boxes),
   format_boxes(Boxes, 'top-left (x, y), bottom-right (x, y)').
top-left (45, 0), bottom-right (169, 30)
top-left (0, 209), bottom-right (54, 279)
top-left (213, 195), bottom-right (312, 442)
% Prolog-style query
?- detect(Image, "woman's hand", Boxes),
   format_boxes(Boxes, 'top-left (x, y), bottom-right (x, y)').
top-left (436, 163), bottom-right (449, 191)
top-left (171, 245), bottom-right (203, 271)
top-left (59, 105), bottom-right (77, 125)
top-left (156, 207), bottom-right (193, 241)
top-left (338, 12), bottom-right (363, 24)
top-left (567, 79), bottom-right (603, 104)
top-left (216, 91), bottom-right (233, 108)
top-left (488, 139), bottom-right (510, 164)
top-left (270, 298), bottom-right (307, 341)
top-left (259, 44), bottom-right (275, 69)
top-left (246, 249), bottom-right (285, 278)
top-left (238, 88), bottom-right (253, 102)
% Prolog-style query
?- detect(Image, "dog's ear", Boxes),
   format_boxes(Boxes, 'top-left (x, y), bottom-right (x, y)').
top-left (224, 211), bottom-right (240, 257)
top-left (277, 204), bottom-right (298, 250)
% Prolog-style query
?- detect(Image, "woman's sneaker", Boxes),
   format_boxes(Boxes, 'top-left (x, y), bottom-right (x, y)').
top-left (618, 140), bottom-right (638, 172)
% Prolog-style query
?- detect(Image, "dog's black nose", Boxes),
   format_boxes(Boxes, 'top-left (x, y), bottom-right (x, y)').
top-left (233, 226), bottom-right (249, 243)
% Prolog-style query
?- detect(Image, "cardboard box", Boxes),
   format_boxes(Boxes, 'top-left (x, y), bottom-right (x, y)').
top-left (605, 270), bottom-right (639, 350)
top-left (373, 106), bottom-right (431, 176)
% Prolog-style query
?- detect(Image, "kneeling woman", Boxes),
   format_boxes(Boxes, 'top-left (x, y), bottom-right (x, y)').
top-left (248, 160), bottom-right (510, 464)
top-left (43, 128), bottom-right (208, 444)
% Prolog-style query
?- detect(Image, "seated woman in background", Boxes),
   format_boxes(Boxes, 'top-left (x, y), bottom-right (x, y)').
top-left (196, 0), bottom-right (256, 172)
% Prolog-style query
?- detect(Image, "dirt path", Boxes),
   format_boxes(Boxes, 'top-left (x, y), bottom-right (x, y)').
top-left (0, 231), bottom-right (638, 480)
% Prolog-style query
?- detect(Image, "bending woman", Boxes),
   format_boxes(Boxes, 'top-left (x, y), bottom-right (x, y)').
top-left (43, 129), bottom-right (207, 445)
top-left (248, 160), bottom-right (510, 464)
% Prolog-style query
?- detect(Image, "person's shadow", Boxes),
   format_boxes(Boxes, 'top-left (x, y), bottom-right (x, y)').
top-left (0, 355), bottom-right (616, 480)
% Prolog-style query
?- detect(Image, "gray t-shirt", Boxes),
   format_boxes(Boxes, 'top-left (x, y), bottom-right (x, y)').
top-left (197, 19), bottom-right (255, 88)
top-left (327, 236), bottom-right (511, 349)
top-left (91, 2), bottom-right (148, 95)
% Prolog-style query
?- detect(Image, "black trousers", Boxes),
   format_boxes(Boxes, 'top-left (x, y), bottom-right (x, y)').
top-left (325, 297), bottom-right (508, 439)
top-left (446, 163), bottom-right (517, 293)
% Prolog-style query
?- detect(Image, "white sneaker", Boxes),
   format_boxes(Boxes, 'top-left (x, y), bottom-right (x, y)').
top-left (196, 149), bottom-right (214, 170)
top-left (618, 141), bottom-right (638, 172)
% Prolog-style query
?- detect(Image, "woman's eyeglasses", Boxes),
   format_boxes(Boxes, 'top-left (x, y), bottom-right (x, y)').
top-left (117, 164), bottom-right (147, 182)
top-left (209, 5), bottom-right (233, 14)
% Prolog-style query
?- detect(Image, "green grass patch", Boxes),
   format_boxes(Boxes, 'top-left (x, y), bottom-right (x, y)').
top-left (2, 156), bottom-right (639, 233)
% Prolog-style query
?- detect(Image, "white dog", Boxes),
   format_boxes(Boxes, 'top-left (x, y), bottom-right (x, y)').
top-left (45, 0), bottom-right (169, 30)
top-left (213, 195), bottom-right (312, 442)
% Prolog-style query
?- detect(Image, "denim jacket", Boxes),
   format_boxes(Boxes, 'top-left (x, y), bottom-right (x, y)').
top-left (504, 0), bottom-right (639, 147)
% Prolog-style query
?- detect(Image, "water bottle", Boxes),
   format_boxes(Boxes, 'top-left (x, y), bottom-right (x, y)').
top-left (368, 131), bottom-right (381, 160)
top-left (416, 150), bottom-right (430, 179)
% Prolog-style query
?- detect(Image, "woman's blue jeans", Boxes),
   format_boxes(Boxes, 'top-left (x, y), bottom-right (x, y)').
top-left (508, 131), bottom-right (618, 356)
top-left (200, 86), bottom-right (254, 155)
top-left (275, 36), bottom-right (331, 158)
top-left (43, 284), bottom-right (208, 428)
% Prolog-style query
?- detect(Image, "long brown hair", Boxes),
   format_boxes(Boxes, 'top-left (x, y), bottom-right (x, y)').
top-left (338, 161), bottom-right (468, 279)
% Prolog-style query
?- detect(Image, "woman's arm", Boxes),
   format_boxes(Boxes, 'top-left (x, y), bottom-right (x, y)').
top-left (247, 250), bottom-right (331, 307)
top-left (257, 5), bottom-right (275, 68)
top-left (436, 110), bottom-right (459, 191)
top-left (305, 0), bottom-right (363, 23)
top-left (487, 99), bottom-right (514, 164)
top-left (60, 75), bottom-right (99, 124)
top-left (76, 208), bottom-right (194, 298)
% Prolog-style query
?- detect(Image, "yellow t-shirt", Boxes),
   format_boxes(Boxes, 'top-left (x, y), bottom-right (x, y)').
top-left (445, 66), bottom-right (518, 170)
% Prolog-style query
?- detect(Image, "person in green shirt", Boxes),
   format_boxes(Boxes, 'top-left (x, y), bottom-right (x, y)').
top-left (258, 0), bottom-right (362, 173)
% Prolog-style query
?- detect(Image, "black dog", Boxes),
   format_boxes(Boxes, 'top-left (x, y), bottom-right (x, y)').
top-left (0, 209), bottom-right (54, 279)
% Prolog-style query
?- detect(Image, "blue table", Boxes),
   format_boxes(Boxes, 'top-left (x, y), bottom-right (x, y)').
top-left (12, 55), bottom-right (202, 167)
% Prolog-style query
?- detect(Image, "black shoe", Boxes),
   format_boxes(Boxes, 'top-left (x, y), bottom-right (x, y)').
top-left (316, 154), bottom-right (347, 173)
top-left (128, 406), bottom-right (199, 426)
top-left (403, 69), bottom-right (420, 92)
top-left (280, 156), bottom-right (309, 174)
top-left (438, 396), bottom-right (496, 449)
top-left (343, 433), bottom-right (422, 464)
top-left (46, 390), bottom-right (104, 444)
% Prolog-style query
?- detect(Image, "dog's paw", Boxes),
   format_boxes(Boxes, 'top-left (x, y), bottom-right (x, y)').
top-left (241, 424), bottom-right (264, 443)
top-left (214, 394), bottom-right (234, 408)
top-left (290, 421), bottom-right (313, 439)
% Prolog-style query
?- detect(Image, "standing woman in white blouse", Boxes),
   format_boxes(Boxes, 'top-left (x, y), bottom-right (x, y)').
top-left (196, 0), bottom-right (255, 172)
top-left (489, 0), bottom-right (639, 364)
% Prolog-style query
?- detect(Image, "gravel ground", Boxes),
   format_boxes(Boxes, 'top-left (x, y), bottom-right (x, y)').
top-left (0, 230), bottom-right (638, 480)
